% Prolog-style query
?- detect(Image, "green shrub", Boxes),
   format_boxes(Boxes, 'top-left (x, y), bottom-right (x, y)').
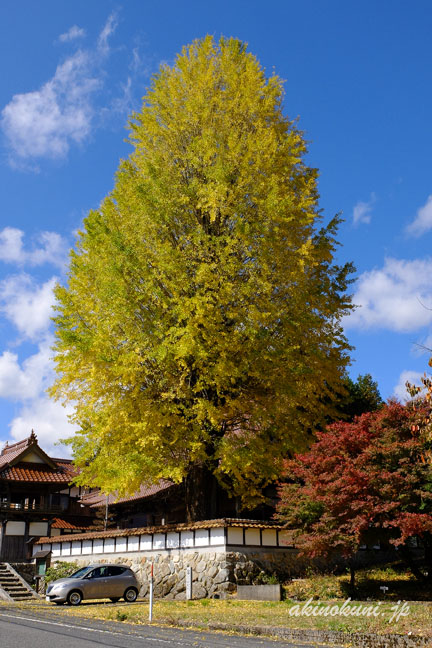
top-left (45, 561), bottom-right (80, 584)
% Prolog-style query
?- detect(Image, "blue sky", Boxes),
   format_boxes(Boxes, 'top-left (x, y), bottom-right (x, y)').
top-left (0, 1), bottom-right (432, 454)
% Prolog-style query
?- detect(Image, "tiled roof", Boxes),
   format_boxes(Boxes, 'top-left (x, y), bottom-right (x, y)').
top-left (51, 517), bottom-right (95, 530)
top-left (0, 432), bottom-right (77, 484)
top-left (0, 461), bottom-right (76, 483)
top-left (80, 481), bottom-right (174, 508)
top-left (0, 441), bottom-right (31, 468)
top-left (36, 518), bottom-right (285, 544)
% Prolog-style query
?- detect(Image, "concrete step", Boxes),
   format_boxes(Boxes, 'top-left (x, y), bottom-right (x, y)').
top-left (0, 562), bottom-right (38, 601)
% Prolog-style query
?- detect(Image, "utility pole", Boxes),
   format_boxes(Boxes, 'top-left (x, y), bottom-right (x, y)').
top-left (104, 494), bottom-right (109, 531)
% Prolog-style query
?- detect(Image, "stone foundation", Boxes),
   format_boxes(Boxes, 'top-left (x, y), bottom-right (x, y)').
top-left (35, 519), bottom-right (400, 599)
top-left (54, 546), bottom-right (300, 599)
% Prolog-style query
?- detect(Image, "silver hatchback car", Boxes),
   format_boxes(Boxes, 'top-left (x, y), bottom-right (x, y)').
top-left (46, 564), bottom-right (140, 606)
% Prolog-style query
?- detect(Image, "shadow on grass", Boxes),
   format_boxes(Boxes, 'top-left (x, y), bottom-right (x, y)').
top-left (285, 562), bottom-right (432, 602)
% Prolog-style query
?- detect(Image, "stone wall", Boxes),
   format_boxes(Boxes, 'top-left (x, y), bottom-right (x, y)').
top-left (34, 519), bottom-right (402, 600)
top-left (10, 562), bottom-right (36, 587)
top-left (52, 546), bottom-right (301, 599)
top-left (43, 545), bottom-right (403, 600)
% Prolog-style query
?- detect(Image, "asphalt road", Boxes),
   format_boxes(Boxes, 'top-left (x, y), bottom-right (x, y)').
top-left (0, 607), bottom-right (338, 648)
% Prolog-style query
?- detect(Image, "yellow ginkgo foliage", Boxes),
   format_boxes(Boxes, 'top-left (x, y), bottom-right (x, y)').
top-left (51, 36), bottom-right (353, 521)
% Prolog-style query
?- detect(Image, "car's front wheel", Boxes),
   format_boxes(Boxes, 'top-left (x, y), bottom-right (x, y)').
top-left (123, 587), bottom-right (137, 603)
top-left (55, 601), bottom-right (65, 606)
top-left (67, 590), bottom-right (83, 606)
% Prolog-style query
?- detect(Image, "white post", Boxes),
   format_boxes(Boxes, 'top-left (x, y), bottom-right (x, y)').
top-left (149, 560), bottom-right (154, 622)
top-left (186, 566), bottom-right (192, 600)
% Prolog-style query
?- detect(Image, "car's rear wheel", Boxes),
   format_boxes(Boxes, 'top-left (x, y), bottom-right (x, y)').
top-left (110, 597), bottom-right (120, 603)
top-left (124, 587), bottom-right (137, 602)
top-left (67, 590), bottom-right (83, 606)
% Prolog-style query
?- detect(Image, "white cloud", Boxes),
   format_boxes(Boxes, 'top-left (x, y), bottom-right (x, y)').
top-left (393, 370), bottom-right (425, 402)
top-left (1, 50), bottom-right (99, 160)
top-left (0, 227), bottom-right (67, 268)
top-left (406, 195), bottom-right (432, 237)
top-left (346, 257), bottom-right (432, 332)
top-left (0, 227), bottom-right (25, 263)
top-left (9, 397), bottom-right (75, 457)
top-left (353, 194), bottom-right (375, 226)
top-left (0, 330), bottom-right (75, 455)
top-left (97, 12), bottom-right (118, 56)
top-left (131, 47), bottom-right (141, 72)
top-left (1, 14), bottom-right (118, 163)
top-left (111, 76), bottom-right (133, 115)
top-left (59, 25), bottom-right (86, 43)
top-left (0, 274), bottom-right (57, 340)
top-left (27, 231), bottom-right (67, 267)
top-left (0, 339), bottom-right (52, 400)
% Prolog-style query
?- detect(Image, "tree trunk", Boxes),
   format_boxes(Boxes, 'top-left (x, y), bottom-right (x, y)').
top-left (400, 544), bottom-right (426, 582)
top-left (349, 563), bottom-right (356, 590)
top-left (185, 463), bottom-right (217, 522)
top-left (424, 539), bottom-right (432, 582)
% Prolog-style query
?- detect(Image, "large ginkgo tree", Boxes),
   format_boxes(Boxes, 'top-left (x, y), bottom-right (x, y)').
top-left (51, 36), bottom-right (353, 521)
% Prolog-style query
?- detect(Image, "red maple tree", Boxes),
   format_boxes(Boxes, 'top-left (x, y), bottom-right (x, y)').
top-left (276, 401), bottom-right (432, 585)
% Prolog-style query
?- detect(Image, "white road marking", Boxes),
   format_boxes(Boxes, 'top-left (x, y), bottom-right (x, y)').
top-left (0, 612), bottom-right (172, 644)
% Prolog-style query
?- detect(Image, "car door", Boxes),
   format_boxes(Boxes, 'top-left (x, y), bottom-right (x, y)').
top-left (105, 565), bottom-right (127, 597)
top-left (82, 566), bottom-right (108, 599)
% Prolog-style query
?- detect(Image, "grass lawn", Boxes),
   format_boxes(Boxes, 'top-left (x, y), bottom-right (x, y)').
top-left (9, 597), bottom-right (432, 638)
top-left (5, 564), bottom-right (431, 639)
top-left (283, 564), bottom-right (432, 602)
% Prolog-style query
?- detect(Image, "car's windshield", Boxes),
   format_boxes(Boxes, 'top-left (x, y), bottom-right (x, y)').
top-left (69, 567), bottom-right (93, 579)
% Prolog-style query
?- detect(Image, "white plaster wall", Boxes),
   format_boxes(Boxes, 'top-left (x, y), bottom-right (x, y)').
top-left (72, 541), bottom-right (81, 556)
top-left (210, 527), bottom-right (225, 546)
top-left (140, 534), bottom-right (152, 550)
top-left (52, 543), bottom-right (61, 557)
top-left (116, 538), bottom-right (127, 553)
top-left (153, 533), bottom-right (165, 550)
top-left (180, 531), bottom-right (194, 548)
top-left (166, 532), bottom-right (180, 548)
top-left (29, 522), bottom-right (48, 536)
top-left (245, 528), bottom-right (260, 545)
top-left (195, 529), bottom-right (209, 546)
top-left (5, 521), bottom-right (26, 536)
top-left (104, 538), bottom-right (115, 553)
top-left (93, 539), bottom-right (104, 554)
top-left (227, 527), bottom-right (243, 544)
top-left (82, 540), bottom-right (93, 554)
top-left (262, 529), bottom-right (277, 546)
top-left (61, 542), bottom-right (71, 556)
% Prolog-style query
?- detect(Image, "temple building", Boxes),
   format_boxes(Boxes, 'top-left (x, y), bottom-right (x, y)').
top-left (0, 432), bottom-right (94, 561)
